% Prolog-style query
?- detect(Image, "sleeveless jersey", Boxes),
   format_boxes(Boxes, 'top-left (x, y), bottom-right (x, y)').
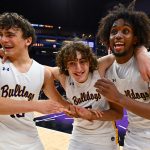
top-left (0, 59), bottom-right (44, 150)
top-left (105, 56), bottom-right (150, 137)
top-left (65, 70), bottom-right (118, 145)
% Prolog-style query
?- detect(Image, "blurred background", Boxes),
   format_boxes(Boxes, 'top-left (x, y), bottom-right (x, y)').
top-left (1, 0), bottom-right (149, 63)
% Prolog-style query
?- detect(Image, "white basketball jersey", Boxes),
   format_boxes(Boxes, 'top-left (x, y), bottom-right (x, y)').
top-left (65, 70), bottom-right (118, 145)
top-left (106, 56), bottom-right (150, 137)
top-left (0, 59), bottom-right (44, 150)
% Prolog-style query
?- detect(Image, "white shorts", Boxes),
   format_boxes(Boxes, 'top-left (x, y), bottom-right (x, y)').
top-left (123, 130), bottom-right (150, 150)
top-left (68, 137), bottom-right (119, 150)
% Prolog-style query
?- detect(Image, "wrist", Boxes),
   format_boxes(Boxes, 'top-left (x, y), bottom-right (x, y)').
top-left (117, 94), bottom-right (126, 106)
top-left (88, 109), bottom-right (94, 121)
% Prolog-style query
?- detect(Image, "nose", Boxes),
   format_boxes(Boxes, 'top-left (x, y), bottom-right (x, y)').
top-left (76, 62), bottom-right (82, 71)
top-left (115, 31), bottom-right (123, 39)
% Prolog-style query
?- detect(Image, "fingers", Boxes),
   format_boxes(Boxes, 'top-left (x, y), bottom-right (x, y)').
top-left (63, 109), bottom-right (74, 118)
top-left (2, 55), bottom-right (7, 64)
top-left (64, 105), bottom-right (80, 118)
top-left (0, 48), bottom-right (5, 56)
top-left (95, 78), bottom-right (114, 86)
top-left (94, 78), bottom-right (114, 93)
top-left (0, 48), bottom-right (7, 63)
top-left (89, 109), bottom-right (103, 118)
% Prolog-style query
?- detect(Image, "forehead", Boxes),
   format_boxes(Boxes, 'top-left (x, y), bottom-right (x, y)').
top-left (0, 27), bottom-right (20, 33)
top-left (112, 18), bottom-right (131, 28)
top-left (67, 51), bottom-right (85, 62)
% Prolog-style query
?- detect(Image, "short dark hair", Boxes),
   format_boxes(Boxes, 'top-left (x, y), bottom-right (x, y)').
top-left (97, 0), bottom-right (150, 48)
top-left (56, 41), bottom-right (98, 75)
top-left (0, 12), bottom-right (36, 49)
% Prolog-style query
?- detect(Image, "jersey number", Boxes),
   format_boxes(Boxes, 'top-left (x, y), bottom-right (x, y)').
top-left (10, 113), bottom-right (25, 118)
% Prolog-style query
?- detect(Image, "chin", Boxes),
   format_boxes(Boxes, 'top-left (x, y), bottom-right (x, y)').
top-left (75, 77), bottom-right (86, 83)
top-left (112, 50), bottom-right (127, 57)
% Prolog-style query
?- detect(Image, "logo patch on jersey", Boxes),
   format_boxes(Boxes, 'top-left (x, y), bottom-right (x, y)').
top-left (2, 67), bottom-right (10, 71)
top-left (72, 91), bottom-right (101, 105)
top-left (112, 78), bottom-right (116, 82)
top-left (124, 89), bottom-right (149, 101)
top-left (69, 82), bottom-right (74, 85)
top-left (1, 84), bottom-right (35, 100)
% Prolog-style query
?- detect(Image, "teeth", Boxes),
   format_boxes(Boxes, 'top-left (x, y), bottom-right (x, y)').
top-left (115, 42), bottom-right (124, 45)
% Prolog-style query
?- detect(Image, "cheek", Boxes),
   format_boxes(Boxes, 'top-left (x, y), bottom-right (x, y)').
top-left (85, 65), bottom-right (90, 73)
top-left (109, 36), bottom-right (114, 43)
top-left (68, 69), bottom-right (74, 75)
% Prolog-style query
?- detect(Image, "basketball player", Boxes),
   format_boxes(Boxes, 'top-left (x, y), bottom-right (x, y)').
top-left (94, 1), bottom-right (150, 149)
top-left (49, 41), bottom-right (123, 150)
top-left (0, 12), bottom-right (73, 150)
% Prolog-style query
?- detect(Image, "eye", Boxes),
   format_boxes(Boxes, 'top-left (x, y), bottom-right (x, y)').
top-left (6, 33), bottom-right (15, 38)
top-left (122, 28), bottom-right (130, 34)
top-left (67, 61), bottom-right (76, 67)
top-left (80, 59), bottom-right (87, 64)
top-left (110, 29), bottom-right (118, 35)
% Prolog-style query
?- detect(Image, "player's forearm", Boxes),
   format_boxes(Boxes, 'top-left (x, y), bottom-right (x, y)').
top-left (90, 109), bottom-right (123, 121)
top-left (57, 97), bottom-right (72, 109)
top-left (0, 98), bottom-right (36, 114)
top-left (118, 94), bottom-right (150, 119)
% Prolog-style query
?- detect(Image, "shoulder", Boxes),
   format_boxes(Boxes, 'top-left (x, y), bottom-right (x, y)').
top-left (43, 65), bottom-right (67, 89)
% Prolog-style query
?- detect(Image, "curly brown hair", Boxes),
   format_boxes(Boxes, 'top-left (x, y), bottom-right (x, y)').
top-left (56, 41), bottom-right (98, 75)
top-left (97, 0), bottom-right (150, 48)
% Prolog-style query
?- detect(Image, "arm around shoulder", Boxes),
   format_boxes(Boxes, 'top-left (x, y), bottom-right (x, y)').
top-left (98, 54), bottom-right (115, 78)
top-left (134, 46), bottom-right (150, 81)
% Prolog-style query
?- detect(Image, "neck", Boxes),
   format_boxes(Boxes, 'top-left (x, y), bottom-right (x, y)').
top-left (115, 51), bottom-right (134, 64)
top-left (9, 53), bottom-right (31, 65)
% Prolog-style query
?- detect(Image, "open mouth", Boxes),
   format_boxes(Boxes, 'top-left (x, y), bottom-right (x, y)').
top-left (74, 72), bottom-right (84, 76)
top-left (3, 46), bottom-right (13, 51)
top-left (114, 42), bottom-right (124, 52)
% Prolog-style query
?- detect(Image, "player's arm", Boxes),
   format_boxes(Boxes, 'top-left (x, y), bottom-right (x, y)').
top-left (89, 102), bottom-right (123, 121)
top-left (0, 97), bottom-right (63, 115)
top-left (116, 94), bottom-right (150, 120)
top-left (70, 102), bottom-right (123, 121)
top-left (97, 54), bottom-right (115, 78)
top-left (134, 46), bottom-right (150, 81)
top-left (42, 66), bottom-right (69, 106)
top-left (42, 66), bottom-right (79, 116)
top-left (94, 78), bottom-right (150, 120)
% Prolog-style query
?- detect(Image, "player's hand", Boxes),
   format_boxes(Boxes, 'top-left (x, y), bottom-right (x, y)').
top-left (94, 78), bottom-right (122, 104)
top-left (75, 107), bottom-right (103, 121)
top-left (64, 105), bottom-right (103, 121)
top-left (0, 48), bottom-right (7, 63)
top-left (63, 104), bottom-right (80, 118)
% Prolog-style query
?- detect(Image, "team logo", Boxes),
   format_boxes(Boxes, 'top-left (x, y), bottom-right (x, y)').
top-left (112, 78), bottom-right (116, 82)
top-left (2, 67), bottom-right (9, 71)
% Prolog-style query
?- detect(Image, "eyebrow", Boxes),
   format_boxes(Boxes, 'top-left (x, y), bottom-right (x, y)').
top-left (112, 22), bottom-right (131, 27)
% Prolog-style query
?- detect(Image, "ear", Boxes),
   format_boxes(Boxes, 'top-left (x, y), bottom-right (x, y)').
top-left (25, 37), bottom-right (32, 47)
